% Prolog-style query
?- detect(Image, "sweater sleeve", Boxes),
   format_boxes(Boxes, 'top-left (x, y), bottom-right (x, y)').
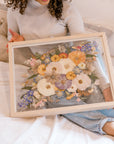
top-left (94, 58), bottom-right (110, 91)
top-left (63, 1), bottom-right (85, 35)
top-left (7, 8), bottom-right (19, 41)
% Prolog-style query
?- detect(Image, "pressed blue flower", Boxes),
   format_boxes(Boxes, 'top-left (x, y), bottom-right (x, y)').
top-left (18, 101), bottom-right (28, 108)
top-left (18, 90), bottom-right (34, 109)
top-left (73, 66), bottom-right (82, 74)
top-left (23, 94), bottom-right (33, 104)
top-left (81, 43), bottom-right (92, 52)
top-left (93, 41), bottom-right (98, 49)
top-left (33, 77), bottom-right (38, 83)
top-left (27, 90), bottom-right (34, 97)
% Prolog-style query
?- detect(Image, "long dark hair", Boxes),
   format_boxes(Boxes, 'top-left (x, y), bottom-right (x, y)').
top-left (6, 0), bottom-right (63, 20)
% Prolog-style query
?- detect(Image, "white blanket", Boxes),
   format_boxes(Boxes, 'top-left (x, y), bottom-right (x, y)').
top-left (0, 62), bottom-right (114, 144)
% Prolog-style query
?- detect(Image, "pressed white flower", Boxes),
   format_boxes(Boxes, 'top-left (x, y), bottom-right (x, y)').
top-left (58, 45), bottom-right (66, 53)
top-left (78, 62), bottom-right (86, 69)
top-left (44, 58), bottom-right (50, 64)
top-left (88, 88), bottom-right (94, 93)
top-left (73, 73), bottom-right (91, 90)
top-left (89, 65), bottom-right (95, 72)
top-left (33, 91), bottom-right (41, 99)
top-left (37, 79), bottom-right (55, 96)
top-left (36, 59), bottom-right (42, 65)
top-left (94, 79), bottom-right (100, 85)
top-left (46, 62), bottom-right (63, 74)
top-left (59, 58), bottom-right (75, 74)
top-left (32, 82), bottom-right (37, 90)
top-left (67, 83), bottom-right (77, 92)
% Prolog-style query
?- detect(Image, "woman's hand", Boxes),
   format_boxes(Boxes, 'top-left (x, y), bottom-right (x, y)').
top-left (6, 29), bottom-right (25, 51)
top-left (8, 29), bottom-right (25, 42)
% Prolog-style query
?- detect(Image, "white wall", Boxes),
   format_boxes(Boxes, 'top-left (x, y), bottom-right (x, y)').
top-left (0, 0), bottom-right (4, 4)
top-left (73, 0), bottom-right (114, 30)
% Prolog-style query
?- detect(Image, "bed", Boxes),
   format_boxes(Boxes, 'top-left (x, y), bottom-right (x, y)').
top-left (0, 0), bottom-right (114, 143)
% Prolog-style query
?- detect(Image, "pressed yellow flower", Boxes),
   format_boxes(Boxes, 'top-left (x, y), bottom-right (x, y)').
top-left (91, 47), bottom-right (96, 51)
top-left (51, 54), bottom-right (60, 62)
top-left (53, 86), bottom-right (59, 91)
top-left (55, 91), bottom-right (63, 97)
top-left (66, 93), bottom-right (75, 100)
top-left (69, 51), bottom-right (86, 66)
top-left (37, 64), bottom-right (46, 75)
top-left (66, 71), bottom-right (76, 80)
top-left (32, 82), bottom-right (37, 87)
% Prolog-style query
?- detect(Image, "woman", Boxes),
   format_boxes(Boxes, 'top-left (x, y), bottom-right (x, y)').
top-left (6, 0), bottom-right (114, 136)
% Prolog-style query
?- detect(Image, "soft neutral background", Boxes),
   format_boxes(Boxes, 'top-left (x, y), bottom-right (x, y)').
top-left (0, 0), bottom-right (114, 144)
top-left (1, 0), bottom-right (114, 30)
top-left (74, 0), bottom-right (114, 30)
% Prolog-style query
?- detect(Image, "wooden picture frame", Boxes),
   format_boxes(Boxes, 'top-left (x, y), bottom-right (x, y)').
top-left (9, 32), bottom-right (114, 118)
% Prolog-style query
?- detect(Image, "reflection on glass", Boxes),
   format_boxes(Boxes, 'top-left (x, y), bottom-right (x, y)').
top-left (14, 38), bottom-right (113, 112)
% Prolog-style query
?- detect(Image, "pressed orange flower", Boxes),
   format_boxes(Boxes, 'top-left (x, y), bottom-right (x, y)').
top-left (66, 71), bottom-right (76, 80)
top-left (72, 46), bottom-right (82, 50)
top-left (51, 54), bottom-right (60, 62)
top-left (69, 51), bottom-right (86, 66)
top-left (41, 54), bottom-right (46, 60)
top-left (59, 53), bottom-right (68, 59)
top-left (37, 64), bottom-right (46, 75)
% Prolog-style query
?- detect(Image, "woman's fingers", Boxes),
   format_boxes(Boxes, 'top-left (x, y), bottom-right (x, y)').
top-left (9, 29), bottom-right (19, 37)
top-left (9, 29), bottom-right (15, 36)
top-left (8, 29), bottom-right (24, 43)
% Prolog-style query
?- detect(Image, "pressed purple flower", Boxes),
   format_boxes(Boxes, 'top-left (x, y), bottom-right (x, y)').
top-left (55, 74), bottom-right (72, 90)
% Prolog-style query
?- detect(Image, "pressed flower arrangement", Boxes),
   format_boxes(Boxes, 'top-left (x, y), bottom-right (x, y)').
top-left (17, 40), bottom-right (101, 112)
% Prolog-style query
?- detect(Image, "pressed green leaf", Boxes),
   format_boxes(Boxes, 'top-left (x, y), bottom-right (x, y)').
top-left (28, 74), bottom-right (38, 79)
top-left (88, 73), bottom-right (98, 83)
top-left (55, 49), bottom-right (60, 55)
top-left (86, 54), bottom-right (96, 57)
top-left (22, 86), bottom-right (32, 90)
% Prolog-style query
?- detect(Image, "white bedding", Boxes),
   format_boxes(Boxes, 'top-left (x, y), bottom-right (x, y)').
top-left (0, 62), bottom-right (114, 144)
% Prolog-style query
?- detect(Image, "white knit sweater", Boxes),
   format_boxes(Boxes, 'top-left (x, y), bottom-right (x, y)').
top-left (7, 0), bottom-right (85, 41)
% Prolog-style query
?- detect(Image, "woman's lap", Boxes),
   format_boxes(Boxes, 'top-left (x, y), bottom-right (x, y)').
top-left (47, 94), bottom-right (114, 134)
top-left (98, 109), bottom-right (114, 117)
